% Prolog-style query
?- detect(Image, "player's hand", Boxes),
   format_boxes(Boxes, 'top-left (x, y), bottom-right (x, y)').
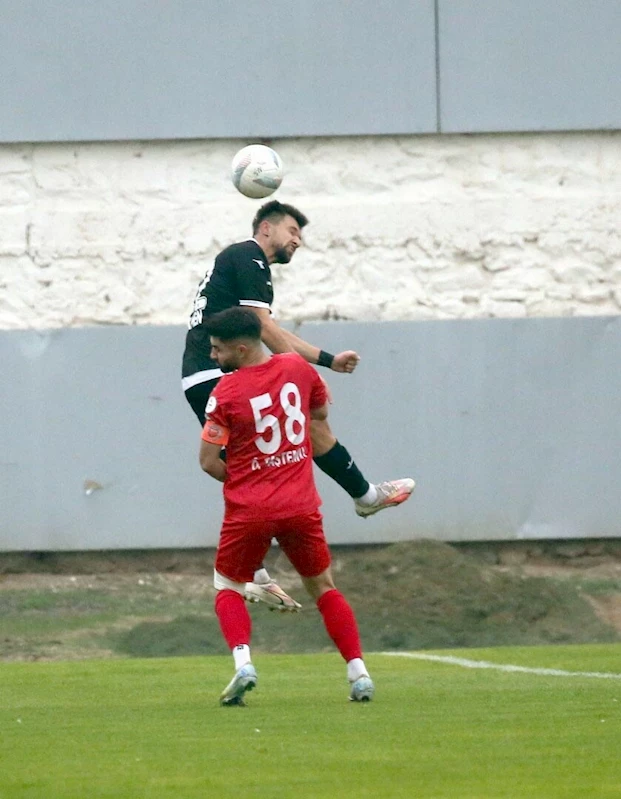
top-left (331, 351), bottom-right (361, 374)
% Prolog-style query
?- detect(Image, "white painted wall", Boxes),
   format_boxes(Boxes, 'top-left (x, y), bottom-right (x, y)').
top-left (1, 132), bottom-right (620, 330)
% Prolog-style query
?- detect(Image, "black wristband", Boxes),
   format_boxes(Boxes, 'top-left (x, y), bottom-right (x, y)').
top-left (317, 350), bottom-right (335, 369)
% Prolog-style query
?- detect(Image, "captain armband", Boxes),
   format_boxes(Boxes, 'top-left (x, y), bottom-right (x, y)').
top-left (201, 421), bottom-right (230, 446)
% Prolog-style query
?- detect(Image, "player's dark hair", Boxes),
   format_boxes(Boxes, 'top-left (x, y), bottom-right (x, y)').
top-left (205, 307), bottom-right (262, 342)
top-left (252, 200), bottom-right (309, 234)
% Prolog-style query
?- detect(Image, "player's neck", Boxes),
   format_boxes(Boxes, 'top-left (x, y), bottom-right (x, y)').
top-left (254, 236), bottom-right (275, 264)
top-left (240, 350), bottom-right (270, 369)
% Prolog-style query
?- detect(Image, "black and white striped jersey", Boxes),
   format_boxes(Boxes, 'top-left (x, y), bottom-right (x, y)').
top-left (182, 239), bottom-right (273, 381)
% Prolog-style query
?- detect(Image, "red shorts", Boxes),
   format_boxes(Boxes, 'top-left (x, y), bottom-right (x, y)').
top-left (215, 510), bottom-right (331, 584)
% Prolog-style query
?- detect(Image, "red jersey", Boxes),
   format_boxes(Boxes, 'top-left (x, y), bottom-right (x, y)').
top-left (202, 353), bottom-right (328, 521)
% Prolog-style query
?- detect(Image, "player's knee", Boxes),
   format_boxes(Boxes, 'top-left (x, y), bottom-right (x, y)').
top-left (213, 569), bottom-right (246, 595)
top-left (302, 568), bottom-right (336, 601)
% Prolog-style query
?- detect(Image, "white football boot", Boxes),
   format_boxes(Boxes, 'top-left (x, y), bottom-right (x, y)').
top-left (220, 664), bottom-right (258, 707)
top-left (244, 581), bottom-right (302, 612)
top-left (355, 478), bottom-right (415, 518)
top-left (349, 675), bottom-right (375, 702)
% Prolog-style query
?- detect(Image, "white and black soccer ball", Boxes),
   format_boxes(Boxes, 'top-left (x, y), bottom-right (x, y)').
top-left (231, 144), bottom-right (284, 199)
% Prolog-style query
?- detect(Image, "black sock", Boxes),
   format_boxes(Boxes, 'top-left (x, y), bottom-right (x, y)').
top-left (313, 441), bottom-right (370, 500)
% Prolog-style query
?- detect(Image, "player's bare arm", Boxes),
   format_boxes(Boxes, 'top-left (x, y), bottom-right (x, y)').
top-left (199, 441), bottom-right (227, 482)
top-left (252, 308), bottom-right (360, 374)
top-left (310, 402), bottom-right (329, 422)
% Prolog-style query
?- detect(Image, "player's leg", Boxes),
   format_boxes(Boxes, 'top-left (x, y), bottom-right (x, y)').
top-left (310, 418), bottom-right (415, 518)
top-left (305, 570), bottom-right (375, 702)
top-left (184, 376), bottom-right (300, 608)
top-left (277, 513), bottom-right (374, 702)
top-left (214, 579), bottom-right (257, 706)
top-left (213, 519), bottom-right (274, 706)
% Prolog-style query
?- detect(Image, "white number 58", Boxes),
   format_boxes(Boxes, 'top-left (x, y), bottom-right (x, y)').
top-left (249, 382), bottom-right (306, 455)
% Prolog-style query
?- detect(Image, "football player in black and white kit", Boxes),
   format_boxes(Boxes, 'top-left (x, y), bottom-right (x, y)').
top-left (182, 201), bottom-right (415, 610)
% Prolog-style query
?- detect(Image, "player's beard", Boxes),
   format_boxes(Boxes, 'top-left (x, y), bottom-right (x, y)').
top-left (273, 246), bottom-right (292, 264)
top-left (219, 361), bottom-right (238, 373)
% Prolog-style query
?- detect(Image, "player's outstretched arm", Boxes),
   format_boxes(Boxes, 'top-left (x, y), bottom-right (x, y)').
top-left (252, 308), bottom-right (361, 374)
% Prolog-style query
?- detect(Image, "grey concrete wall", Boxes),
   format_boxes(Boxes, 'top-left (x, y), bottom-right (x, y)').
top-left (438, 0), bottom-right (621, 133)
top-left (0, 0), bottom-right (436, 142)
top-left (2, 1), bottom-right (621, 142)
top-left (2, 317), bottom-right (621, 551)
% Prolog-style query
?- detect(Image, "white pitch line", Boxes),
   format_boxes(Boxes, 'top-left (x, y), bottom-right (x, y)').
top-left (380, 651), bottom-right (621, 680)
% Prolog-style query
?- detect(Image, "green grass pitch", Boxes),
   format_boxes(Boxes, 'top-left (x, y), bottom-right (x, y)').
top-left (2, 645), bottom-right (620, 798)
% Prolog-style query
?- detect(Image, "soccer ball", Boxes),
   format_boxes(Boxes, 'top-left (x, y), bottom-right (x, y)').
top-left (231, 144), bottom-right (284, 199)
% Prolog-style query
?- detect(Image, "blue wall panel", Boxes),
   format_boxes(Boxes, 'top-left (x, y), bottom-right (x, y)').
top-left (0, 0), bottom-right (437, 142)
top-left (438, 0), bottom-right (621, 132)
top-left (2, 1), bottom-right (620, 141)
top-left (2, 318), bottom-right (621, 551)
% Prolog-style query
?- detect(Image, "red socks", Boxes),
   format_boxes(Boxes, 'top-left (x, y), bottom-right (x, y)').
top-left (216, 587), bottom-right (363, 664)
top-left (215, 589), bottom-right (251, 649)
top-left (316, 589), bottom-right (363, 662)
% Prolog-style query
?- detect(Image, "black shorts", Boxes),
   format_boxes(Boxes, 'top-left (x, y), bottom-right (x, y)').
top-left (184, 377), bottom-right (221, 425)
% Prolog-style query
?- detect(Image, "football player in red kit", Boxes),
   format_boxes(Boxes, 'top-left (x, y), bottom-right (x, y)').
top-left (199, 307), bottom-right (374, 705)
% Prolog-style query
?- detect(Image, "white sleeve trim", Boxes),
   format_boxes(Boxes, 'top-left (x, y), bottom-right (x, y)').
top-left (181, 368), bottom-right (224, 391)
top-left (239, 300), bottom-right (271, 309)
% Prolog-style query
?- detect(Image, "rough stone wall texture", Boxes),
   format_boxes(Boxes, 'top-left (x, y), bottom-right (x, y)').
top-left (1, 132), bottom-right (620, 330)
